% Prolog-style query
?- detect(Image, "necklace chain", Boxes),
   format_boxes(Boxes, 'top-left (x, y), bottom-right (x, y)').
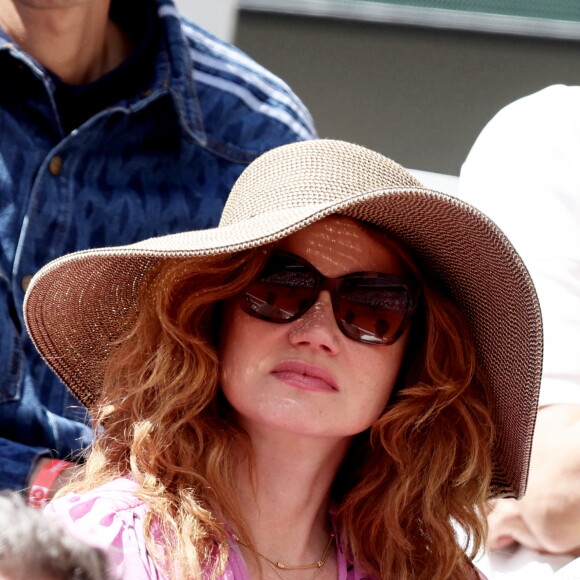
top-left (233, 532), bottom-right (335, 574)
top-left (265, 557), bottom-right (327, 580)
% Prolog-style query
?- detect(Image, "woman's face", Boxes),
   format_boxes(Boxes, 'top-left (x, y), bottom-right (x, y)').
top-left (219, 216), bottom-right (411, 440)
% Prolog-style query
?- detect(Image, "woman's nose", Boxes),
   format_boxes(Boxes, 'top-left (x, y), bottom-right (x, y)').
top-left (287, 291), bottom-right (341, 353)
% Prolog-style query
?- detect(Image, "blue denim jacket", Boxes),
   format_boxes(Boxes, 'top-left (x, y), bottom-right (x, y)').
top-left (0, 0), bottom-right (316, 491)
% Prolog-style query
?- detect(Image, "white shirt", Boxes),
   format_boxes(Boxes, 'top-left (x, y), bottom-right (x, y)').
top-left (459, 84), bottom-right (580, 407)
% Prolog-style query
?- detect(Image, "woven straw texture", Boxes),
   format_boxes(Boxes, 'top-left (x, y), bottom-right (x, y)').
top-left (24, 139), bottom-right (542, 499)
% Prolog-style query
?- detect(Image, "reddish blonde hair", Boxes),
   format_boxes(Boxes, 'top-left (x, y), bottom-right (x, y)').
top-left (72, 232), bottom-right (493, 579)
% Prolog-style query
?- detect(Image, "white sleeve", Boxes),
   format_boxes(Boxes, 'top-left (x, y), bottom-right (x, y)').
top-left (554, 556), bottom-right (580, 580)
top-left (459, 85), bottom-right (580, 407)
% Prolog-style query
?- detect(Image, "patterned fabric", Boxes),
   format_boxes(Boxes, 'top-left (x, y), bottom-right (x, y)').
top-left (45, 477), bottom-right (374, 579)
top-left (0, 0), bottom-right (315, 491)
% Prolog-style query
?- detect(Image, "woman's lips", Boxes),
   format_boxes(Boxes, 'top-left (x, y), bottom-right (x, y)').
top-left (271, 361), bottom-right (338, 392)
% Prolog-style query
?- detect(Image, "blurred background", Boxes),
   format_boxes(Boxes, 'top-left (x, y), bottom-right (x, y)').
top-left (176, 0), bottom-right (580, 176)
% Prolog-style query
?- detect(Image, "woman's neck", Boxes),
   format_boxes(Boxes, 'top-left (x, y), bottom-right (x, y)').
top-left (0, 0), bottom-right (132, 84)
top-left (233, 426), bottom-right (351, 572)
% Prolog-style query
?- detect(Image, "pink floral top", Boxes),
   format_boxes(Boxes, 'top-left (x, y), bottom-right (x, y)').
top-left (44, 477), bottom-right (375, 580)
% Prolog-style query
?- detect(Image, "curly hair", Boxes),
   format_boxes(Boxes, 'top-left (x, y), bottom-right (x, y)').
top-left (71, 227), bottom-right (494, 579)
top-left (335, 281), bottom-right (493, 579)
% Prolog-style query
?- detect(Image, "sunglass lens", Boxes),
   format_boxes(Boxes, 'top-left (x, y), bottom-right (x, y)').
top-left (335, 280), bottom-right (409, 345)
top-left (242, 256), bottom-right (317, 322)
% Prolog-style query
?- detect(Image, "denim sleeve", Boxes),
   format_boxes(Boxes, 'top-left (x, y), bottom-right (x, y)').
top-left (0, 337), bottom-right (92, 493)
top-left (0, 438), bottom-right (50, 492)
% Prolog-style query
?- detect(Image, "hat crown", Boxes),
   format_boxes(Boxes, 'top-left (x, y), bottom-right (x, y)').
top-left (220, 140), bottom-right (424, 227)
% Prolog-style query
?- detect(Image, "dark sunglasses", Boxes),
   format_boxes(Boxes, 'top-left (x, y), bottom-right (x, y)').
top-left (240, 250), bottom-right (422, 346)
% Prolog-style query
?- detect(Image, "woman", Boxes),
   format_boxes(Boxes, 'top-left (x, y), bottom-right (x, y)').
top-left (25, 140), bottom-right (542, 580)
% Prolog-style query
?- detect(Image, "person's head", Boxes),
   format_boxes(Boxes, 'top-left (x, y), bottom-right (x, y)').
top-left (25, 139), bottom-right (542, 579)
top-left (220, 215), bottom-right (417, 440)
top-left (0, 492), bottom-right (112, 580)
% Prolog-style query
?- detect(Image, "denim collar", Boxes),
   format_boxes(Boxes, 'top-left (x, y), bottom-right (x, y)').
top-left (153, 0), bottom-right (207, 145)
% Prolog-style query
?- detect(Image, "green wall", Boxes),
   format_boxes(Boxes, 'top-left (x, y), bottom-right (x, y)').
top-left (236, 11), bottom-right (580, 174)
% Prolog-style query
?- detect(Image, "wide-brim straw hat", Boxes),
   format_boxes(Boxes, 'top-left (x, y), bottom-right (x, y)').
top-left (24, 139), bottom-right (541, 499)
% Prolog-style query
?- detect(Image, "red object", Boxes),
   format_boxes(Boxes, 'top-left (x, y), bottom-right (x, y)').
top-left (28, 459), bottom-right (72, 508)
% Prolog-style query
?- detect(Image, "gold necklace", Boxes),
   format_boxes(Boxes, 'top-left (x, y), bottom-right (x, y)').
top-left (233, 532), bottom-right (335, 571)
top-left (265, 557), bottom-right (327, 580)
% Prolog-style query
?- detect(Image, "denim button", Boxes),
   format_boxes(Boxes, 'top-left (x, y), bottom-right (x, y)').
top-left (49, 155), bottom-right (63, 176)
top-left (21, 275), bottom-right (34, 292)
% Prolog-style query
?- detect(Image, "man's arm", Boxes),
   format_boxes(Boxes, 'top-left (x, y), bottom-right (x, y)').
top-left (0, 439), bottom-right (79, 502)
top-left (487, 405), bottom-right (580, 555)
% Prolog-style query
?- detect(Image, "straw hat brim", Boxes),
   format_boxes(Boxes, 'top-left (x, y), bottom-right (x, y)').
top-left (25, 186), bottom-right (541, 499)
top-left (24, 138), bottom-right (542, 500)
